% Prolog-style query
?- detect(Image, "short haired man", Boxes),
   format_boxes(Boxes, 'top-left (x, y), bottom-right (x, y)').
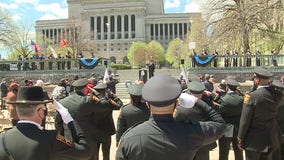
top-left (0, 86), bottom-right (89, 160)
top-left (116, 74), bottom-right (226, 160)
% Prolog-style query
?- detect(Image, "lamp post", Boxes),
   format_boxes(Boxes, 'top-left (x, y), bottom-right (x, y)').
top-left (106, 23), bottom-right (110, 60)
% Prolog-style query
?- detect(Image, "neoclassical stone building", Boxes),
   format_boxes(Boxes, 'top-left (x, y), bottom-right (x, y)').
top-left (35, 0), bottom-right (200, 63)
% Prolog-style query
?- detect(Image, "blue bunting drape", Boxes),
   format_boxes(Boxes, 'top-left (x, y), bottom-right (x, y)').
top-left (79, 58), bottom-right (100, 69)
top-left (193, 56), bottom-right (215, 66)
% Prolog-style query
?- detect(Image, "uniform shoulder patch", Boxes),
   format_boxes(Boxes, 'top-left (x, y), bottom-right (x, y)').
top-left (243, 94), bottom-right (251, 105)
top-left (56, 133), bottom-right (73, 147)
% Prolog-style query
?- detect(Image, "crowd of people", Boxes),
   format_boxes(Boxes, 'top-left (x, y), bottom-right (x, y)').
top-left (191, 48), bottom-right (280, 68)
top-left (0, 66), bottom-right (284, 160)
top-left (16, 52), bottom-right (73, 71)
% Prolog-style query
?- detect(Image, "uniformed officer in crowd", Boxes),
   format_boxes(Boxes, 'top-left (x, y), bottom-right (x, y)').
top-left (116, 74), bottom-right (226, 160)
top-left (55, 78), bottom-right (113, 160)
top-left (0, 86), bottom-right (89, 160)
top-left (237, 67), bottom-right (282, 160)
top-left (272, 80), bottom-right (284, 160)
top-left (215, 79), bottom-right (244, 160)
top-left (174, 81), bottom-right (218, 160)
top-left (116, 83), bottom-right (150, 146)
top-left (91, 81), bottom-right (123, 160)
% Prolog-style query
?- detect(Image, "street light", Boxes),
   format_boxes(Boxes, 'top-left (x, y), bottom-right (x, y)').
top-left (106, 23), bottom-right (110, 60)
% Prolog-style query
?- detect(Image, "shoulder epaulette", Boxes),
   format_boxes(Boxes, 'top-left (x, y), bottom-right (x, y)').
top-left (56, 132), bottom-right (73, 146)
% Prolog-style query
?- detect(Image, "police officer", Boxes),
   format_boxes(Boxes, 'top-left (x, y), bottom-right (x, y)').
top-left (0, 86), bottom-right (89, 160)
top-left (116, 84), bottom-right (150, 145)
top-left (174, 81), bottom-right (217, 160)
top-left (55, 78), bottom-right (112, 160)
top-left (237, 67), bottom-right (282, 160)
top-left (273, 81), bottom-right (284, 160)
top-left (92, 81), bottom-right (123, 160)
top-left (116, 74), bottom-right (226, 160)
top-left (216, 79), bottom-right (244, 160)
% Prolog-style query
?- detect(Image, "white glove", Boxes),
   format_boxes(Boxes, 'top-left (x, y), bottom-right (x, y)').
top-left (53, 98), bottom-right (73, 124)
top-left (179, 93), bottom-right (196, 108)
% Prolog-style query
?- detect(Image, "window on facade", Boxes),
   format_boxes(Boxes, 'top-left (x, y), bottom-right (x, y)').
top-left (97, 17), bottom-right (101, 33)
top-left (90, 17), bottom-right (94, 31)
top-left (131, 15), bottom-right (135, 31)
top-left (160, 24), bottom-right (163, 39)
top-left (117, 16), bottom-right (121, 32)
top-left (111, 16), bottom-right (115, 39)
top-left (169, 24), bottom-right (173, 35)
top-left (131, 15), bottom-right (135, 38)
top-left (124, 15), bottom-right (128, 32)
top-left (104, 16), bottom-right (108, 32)
top-left (90, 17), bottom-right (95, 40)
top-left (150, 24), bottom-right (154, 36)
top-left (184, 23), bottom-right (188, 34)
top-left (179, 23), bottom-right (183, 37)
top-left (155, 24), bottom-right (158, 36)
top-left (174, 23), bottom-right (178, 36)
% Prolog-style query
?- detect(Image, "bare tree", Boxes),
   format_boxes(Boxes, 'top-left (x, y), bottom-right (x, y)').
top-left (0, 9), bottom-right (16, 48)
top-left (204, 0), bottom-right (283, 52)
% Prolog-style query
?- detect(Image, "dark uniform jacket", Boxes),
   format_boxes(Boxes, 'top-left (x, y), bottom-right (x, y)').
top-left (218, 91), bottom-right (243, 134)
top-left (91, 95), bottom-right (123, 138)
top-left (0, 121), bottom-right (89, 160)
top-left (55, 91), bottom-right (110, 139)
top-left (175, 99), bottom-right (218, 152)
top-left (116, 102), bottom-right (150, 143)
top-left (238, 86), bottom-right (282, 152)
top-left (116, 99), bottom-right (226, 160)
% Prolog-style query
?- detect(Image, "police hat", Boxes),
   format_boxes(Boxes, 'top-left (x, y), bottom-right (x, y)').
top-left (6, 86), bottom-right (53, 104)
top-left (188, 81), bottom-right (205, 94)
top-left (188, 74), bottom-right (200, 82)
top-left (128, 84), bottom-right (143, 96)
top-left (94, 82), bottom-right (107, 90)
top-left (142, 74), bottom-right (181, 107)
top-left (272, 81), bottom-right (284, 90)
top-left (253, 67), bottom-right (273, 79)
top-left (226, 79), bottom-right (239, 87)
top-left (72, 78), bottom-right (88, 88)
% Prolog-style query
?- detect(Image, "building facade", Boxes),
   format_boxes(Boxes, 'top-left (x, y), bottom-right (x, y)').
top-left (35, 0), bottom-right (199, 63)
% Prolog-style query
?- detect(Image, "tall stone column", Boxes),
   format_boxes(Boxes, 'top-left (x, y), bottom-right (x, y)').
top-left (115, 15), bottom-right (118, 39)
top-left (101, 16), bottom-right (104, 40)
top-left (94, 16), bottom-right (97, 40)
top-left (122, 16), bottom-right (125, 39)
top-left (128, 14), bottom-right (131, 39)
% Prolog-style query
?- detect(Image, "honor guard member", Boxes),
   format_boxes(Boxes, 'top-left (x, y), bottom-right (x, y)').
top-left (116, 84), bottom-right (150, 146)
top-left (238, 67), bottom-right (282, 160)
top-left (174, 81), bottom-right (218, 160)
top-left (116, 74), bottom-right (226, 160)
top-left (55, 78), bottom-right (110, 160)
top-left (216, 79), bottom-right (244, 160)
top-left (273, 81), bottom-right (284, 160)
top-left (91, 82), bottom-right (123, 160)
top-left (0, 86), bottom-right (89, 160)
